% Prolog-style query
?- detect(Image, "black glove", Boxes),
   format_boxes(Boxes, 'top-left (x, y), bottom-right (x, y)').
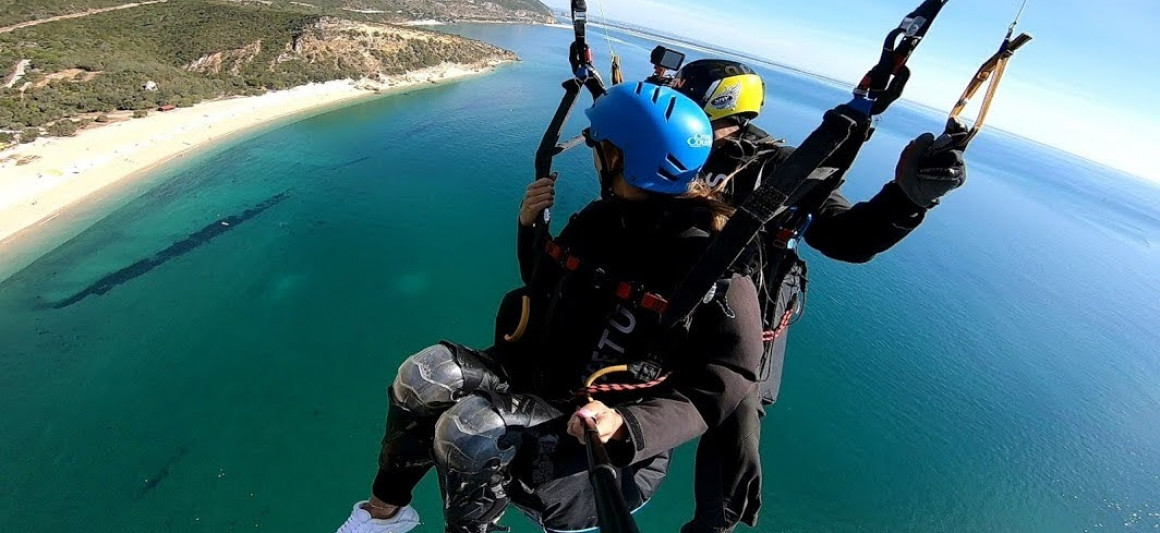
top-left (895, 117), bottom-right (969, 208)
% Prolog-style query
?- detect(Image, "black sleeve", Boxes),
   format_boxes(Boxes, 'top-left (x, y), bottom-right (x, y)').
top-left (615, 275), bottom-right (764, 464)
top-left (802, 181), bottom-right (927, 263)
top-left (516, 222), bottom-right (541, 284)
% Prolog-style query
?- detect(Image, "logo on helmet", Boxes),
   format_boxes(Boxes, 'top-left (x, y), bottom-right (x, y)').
top-left (705, 172), bottom-right (729, 188)
top-left (709, 84), bottom-right (741, 110)
top-left (688, 133), bottom-right (713, 148)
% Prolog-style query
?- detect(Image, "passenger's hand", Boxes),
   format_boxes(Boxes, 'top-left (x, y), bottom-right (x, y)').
top-left (519, 177), bottom-right (556, 226)
top-left (894, 118), bottom-right (969, 208)
top-left (567, 401), bottom-right (627, 444)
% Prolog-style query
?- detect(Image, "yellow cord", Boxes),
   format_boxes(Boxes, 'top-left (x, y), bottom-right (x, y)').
top-left (593, 0), bottom-right (621, 84)
top-left (584, 364), bottom-right (630, 402)
top-left (503, 295), bottom-right (531, 342)
top-left (586, 365), bottom-right (630, 388)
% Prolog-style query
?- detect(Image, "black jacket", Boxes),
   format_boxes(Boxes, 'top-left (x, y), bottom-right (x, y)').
top-left (703, 123), bottom-right (927, 404)
top-left (504, 197), bottom-right (765, 464)
top-left (705, 123), bottom-right (926, 263)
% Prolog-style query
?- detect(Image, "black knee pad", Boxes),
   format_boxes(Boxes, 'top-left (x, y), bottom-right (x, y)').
top-left (392, 344), bottom-right (508, 416)
top-left (435, 394), bottom-right (544, 533)
top-left (433, 392), bottom-right (563, 474)
top-left (433, 393), bottom-right (565, 532)
top-left (391, 344), bottom-right (465, 415)
top-left (433, 394), bottom-right (516, 476)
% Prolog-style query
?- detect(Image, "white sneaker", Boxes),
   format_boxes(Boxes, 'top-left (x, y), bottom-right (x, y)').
top-left (335, 501), bottom-right (420, 533)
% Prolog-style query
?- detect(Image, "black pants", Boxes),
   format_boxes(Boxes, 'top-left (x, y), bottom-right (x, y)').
top-left (372, 342), bottom-right (667, 533)
top-left (683, 393), bottom-right (765, 533)
top-left (683, 258), bottom-right (799, 533)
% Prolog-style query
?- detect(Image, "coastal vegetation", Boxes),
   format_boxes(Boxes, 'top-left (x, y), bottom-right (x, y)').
top-left (0, 0), bottom-right (554, 28)
top-left (238, 0), bottom-right (552, 24)
top-left (0, 0), bottom-right (532, 141)
top-left (0, 0), bottom-right (132, 27)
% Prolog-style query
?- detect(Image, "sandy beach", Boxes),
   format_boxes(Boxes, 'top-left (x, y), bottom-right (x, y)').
top-left (0, 61), bottom-right (501, 246)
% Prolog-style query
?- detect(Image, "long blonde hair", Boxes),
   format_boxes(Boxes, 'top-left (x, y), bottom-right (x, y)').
top-left (680, 179), bottom-right (735, 231)
top-left (600, 140), bottom-right (734, 231)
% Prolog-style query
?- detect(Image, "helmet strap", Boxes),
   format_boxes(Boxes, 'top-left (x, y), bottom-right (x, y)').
top-left (724, 115), bottom-right (750, 129)
top-left (593, 142), bottom-right (621, 199)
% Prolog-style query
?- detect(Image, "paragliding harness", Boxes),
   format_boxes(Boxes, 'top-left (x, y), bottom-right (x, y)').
top-left (505, 0), bottom-right (958, 406)
top-left (500, 0), bottom-right (695, 390)
top-left (500, 0), bottom-right (966, 530)
top-left (696, 125), bottom-right (811, 403)
top-left (503, 0), bottom-right (613, 344)
top-left (531, 233), bottom-right (735, 399)
top-left (738, 204), bottom-right (813, 405)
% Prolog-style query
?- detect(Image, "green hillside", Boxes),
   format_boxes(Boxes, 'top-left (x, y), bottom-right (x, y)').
top-left (1, 0), bottom-right (554, 28)
top-left (0, 0), bottom-right (132, 27)
top-left (0, 0), bottom-right (516, 138)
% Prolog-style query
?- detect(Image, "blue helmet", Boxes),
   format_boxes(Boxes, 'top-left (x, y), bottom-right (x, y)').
top-left (584, 82), bottom-right (713, 195)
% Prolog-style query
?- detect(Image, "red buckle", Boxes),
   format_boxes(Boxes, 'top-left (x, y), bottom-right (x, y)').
top-left (640, 293), bottom-right (669, 314)
top-left (774, 228), bottom-right (796, 248)
top-left (545, 241), bottom-right (564, 260)
top-left (546, 241), bottom-right (581, 270)
top-left (614, 282), bottom-right (633, 300)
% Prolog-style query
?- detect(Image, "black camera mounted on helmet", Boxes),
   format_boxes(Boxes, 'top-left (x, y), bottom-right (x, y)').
top-left (645, 45), bottom-right (685, 86)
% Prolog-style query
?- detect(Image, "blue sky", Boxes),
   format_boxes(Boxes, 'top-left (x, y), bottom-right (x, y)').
top-left (542, 0), bottom-right (1160, 183)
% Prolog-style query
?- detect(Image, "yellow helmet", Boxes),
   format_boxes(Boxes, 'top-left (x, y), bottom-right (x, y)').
top-left (671, 59), bottom-right (766, 122)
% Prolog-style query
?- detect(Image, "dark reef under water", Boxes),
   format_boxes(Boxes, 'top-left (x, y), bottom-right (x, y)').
top-left (50, 192), bottom-right (289, 309)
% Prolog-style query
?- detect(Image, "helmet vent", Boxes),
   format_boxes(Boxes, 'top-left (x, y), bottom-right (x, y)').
top-left (664, 97), bottom-right (677, 120)
top-left (657, 166), bottom-right (680, 182)
top-left (651, 86), bottom-right (662, 103)
top-left (666, 153), bottom-right (687, 172)
top-left (634, 83), bottom-right (644, 95)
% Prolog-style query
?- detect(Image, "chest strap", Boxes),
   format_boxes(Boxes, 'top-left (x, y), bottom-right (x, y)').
top-left (545, 240), bottom-right (670, 315)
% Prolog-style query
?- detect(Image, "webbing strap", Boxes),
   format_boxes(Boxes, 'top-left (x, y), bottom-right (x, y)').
top-left (948, 32), bottom-right (1032, 147)
top-left (660, 107), bottom-right (863, 327)
top-left (851, 0), bottom-right (951, 115)
top-left (527, 0), bottom-right (608, 288)
top-left (544, 240), bottom-right (670, 316)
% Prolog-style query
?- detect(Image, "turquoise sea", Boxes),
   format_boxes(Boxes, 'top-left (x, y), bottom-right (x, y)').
top-left (1, 24), bottom-right (1158, 532)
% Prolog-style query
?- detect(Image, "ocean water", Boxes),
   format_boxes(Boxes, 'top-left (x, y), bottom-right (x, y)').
top-left (1, 23), bottom-right (1158, 533)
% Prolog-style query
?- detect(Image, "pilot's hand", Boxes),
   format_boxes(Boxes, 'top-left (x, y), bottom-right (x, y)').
top-left (567, 401), bottom-right (627, 444)
top-left (519, 177), bottom-right (556, 226)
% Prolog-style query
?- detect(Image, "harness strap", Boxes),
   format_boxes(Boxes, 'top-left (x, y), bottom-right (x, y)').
top-left (851, 0), bottom-right (950, 115)
top-left (524, 0), bottom-right (609, 302)
top-left (544, 240), bottom-right (671, 316)
top-left (948, 31), bottom-right (1032, 147)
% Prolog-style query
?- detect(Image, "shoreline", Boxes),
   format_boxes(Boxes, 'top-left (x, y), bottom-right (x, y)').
top-left (0, 61), bottom-right (505, 252)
